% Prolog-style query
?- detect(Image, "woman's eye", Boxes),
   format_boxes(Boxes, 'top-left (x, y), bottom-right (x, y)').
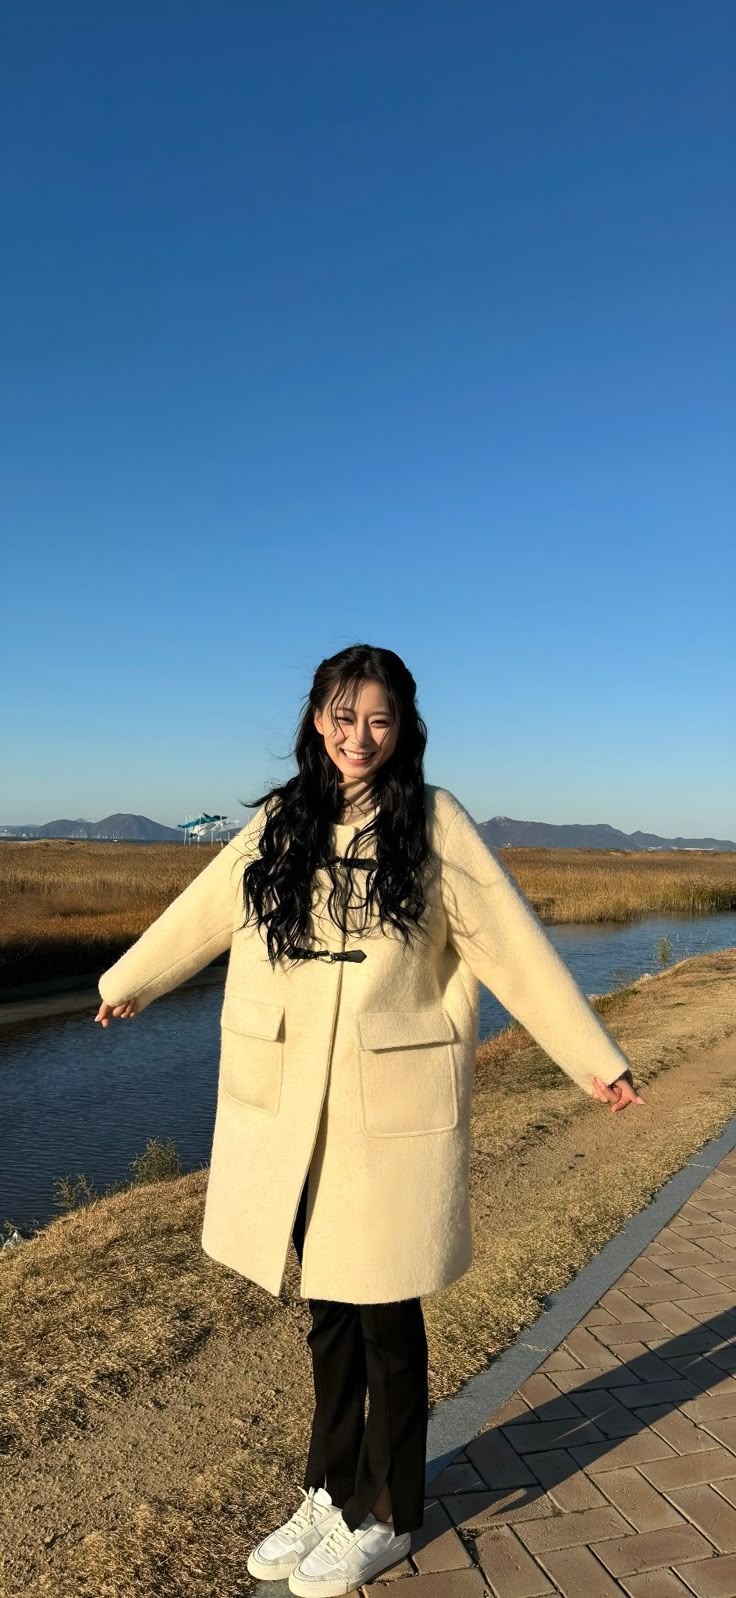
top-left (337, 720), bottom-right (389, 727)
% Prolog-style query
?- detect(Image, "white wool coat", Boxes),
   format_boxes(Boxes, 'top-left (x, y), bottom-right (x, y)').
top-left (97, 786), bottom-right (632, 1304)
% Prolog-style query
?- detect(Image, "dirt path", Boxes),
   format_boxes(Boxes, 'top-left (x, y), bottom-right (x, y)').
top-left (1, 950), bottom-right (734, 1598)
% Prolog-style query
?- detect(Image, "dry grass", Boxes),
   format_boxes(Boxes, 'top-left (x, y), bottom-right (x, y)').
top-left (2, 837), bottom-right (736, 991)
top-left (1, 948), bottom-right (735, 1596)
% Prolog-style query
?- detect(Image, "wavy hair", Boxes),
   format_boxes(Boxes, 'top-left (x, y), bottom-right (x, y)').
top-left (236, 644), bottom-right (432, 967)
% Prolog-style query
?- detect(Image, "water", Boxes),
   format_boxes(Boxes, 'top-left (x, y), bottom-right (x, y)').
top-left (2, 911), bottom-right (735, 1236)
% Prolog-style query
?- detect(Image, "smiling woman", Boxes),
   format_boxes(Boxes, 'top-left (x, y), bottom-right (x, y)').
top-left (95, 640), bottom-right (640, 1590)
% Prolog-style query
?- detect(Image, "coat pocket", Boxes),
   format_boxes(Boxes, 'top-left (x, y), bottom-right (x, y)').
top-left (219, 993), bottom-right (285, 1115)
top-left (356, 1007), bottom-right (458, 1136)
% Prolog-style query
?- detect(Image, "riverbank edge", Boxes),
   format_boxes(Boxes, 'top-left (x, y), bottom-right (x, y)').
top-left (0, 964), bottom-right (226, 1027)
top-left (0, 950), bottom-right (696, 1028)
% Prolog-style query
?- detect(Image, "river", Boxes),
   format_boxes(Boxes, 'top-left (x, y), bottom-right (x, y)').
top-left (2, 910), bottom-right (735, 1236)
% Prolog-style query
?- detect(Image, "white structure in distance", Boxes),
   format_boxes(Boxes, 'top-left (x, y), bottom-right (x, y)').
top-left (178, 812), bottom-right (245, 845)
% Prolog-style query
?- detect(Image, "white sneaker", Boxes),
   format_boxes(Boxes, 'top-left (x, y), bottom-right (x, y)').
top-left (288, 1509), bottom-right (411, 1596)
top-left (246, 1485), bottom-right (343, 1581)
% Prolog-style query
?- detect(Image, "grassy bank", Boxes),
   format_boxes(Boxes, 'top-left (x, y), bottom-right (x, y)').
top-left (3, 836), bottom-right (736, 991)
top-left (1, 947), bottom-right (735, 1597)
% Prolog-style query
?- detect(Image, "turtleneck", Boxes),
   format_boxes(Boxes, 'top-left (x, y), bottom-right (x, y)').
top-left (337, 769), bottom-right (379, 823)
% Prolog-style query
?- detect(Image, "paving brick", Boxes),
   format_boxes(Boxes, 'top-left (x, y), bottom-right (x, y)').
top-left (582, 1308), bottom-right (619, 1327)
top-left (598, 1288), bottom-right (658, 1322)
top-left (664, 1356), bottom-right (733, 1393)
top-left (625, 1352), bottom-right (691, 1384)
top-left (566, 1387), bottom-right (641, 1437)
top-left (676, 1257), bottom-right (736, 1287)
top-left (682, 1388), bottom-right (736, 1422)
top-left (681, 1556), bottom-right (736, 1598)
top-left (685, 1224), bottom-right (731, 1239)
top-left (474, 1525), bottom-right (556, 1596)
top-left (650, 1302), bottom-right (706, 1335)
top-left (538, 1349), bottom-right (583, 1372)
top-left (615, 1275), bottom-right (701, 1306)
top-left (614, 1379), bottom-right (701, 1410)
top-left (534, 1544), bottom-right (626, 1598)
top-left (567, 1432), bottom-right (676, 1473)
top-left (524, 1448), bottom-right (610, 1511)
top-left (692, 1240), bottom-right (736, 1264)
top-left (552, 1365), bottom-right (646, 1393)
top-left (595, 1321), bottom-right (676, 1349)
top-left (492, 1394), bottom-right (537, 1426)
top-left (410, 1498), bottom-right (472, 1573)
top-left (590, 1523), bottom-right (714, 1574)
top-left (672, 1268), bottom-right (736, 1297)
top-left (705, 1347), bottom-right (736, 1374)
top-left (428, 1458), bottom-right (486, 1494)
top-left (499, 1418), bottom-right (606, 1454)
top-left (671, 1552), bottom-right (736, 1597)
top-left (604, 1343), bottom-right (672, 1367)
top-left (665, 1482), bottom-right (736, 1552)
top-left (444, 1485), bottom-right (554, 1530)
top-left (638, 1448), bottom-right (736, 1489)
top-left (515, 1374), bottom-right (582, 1419)
top-left (622, 1571), bottom-right (710, 1598)
top-left (362, 1570), bottom-right (489, 1596)
top-left (647, 1244), bottom-right (729, 1269)
top-left (636, 1403), bottom-right (724, 1454)
top-left (705, 1477), bottom-right (736, 1513)
top-left (595, 1466), bottom-right (687, 1530)
top-left (693, 1419), bottom-right (736, 1454)
top-left (514, 1505), bottom-right (632, 1552)
top-left (670, 1297), bottom-right (736, 1327)
top-left (630, 1261), bottom-right (691, 1293)
top-left (466, 1428), bottom-right (538, 1489)
top-left (563, 1329), bottom-right (625, 1368)
top-left (648, 1333), bottom-right (726, 1358)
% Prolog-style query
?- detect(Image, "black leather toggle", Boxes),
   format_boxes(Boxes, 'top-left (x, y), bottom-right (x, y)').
top-left (289, 946), bottom-right (367, 963)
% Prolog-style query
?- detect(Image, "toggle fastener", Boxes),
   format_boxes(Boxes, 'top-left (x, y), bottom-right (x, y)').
top-left (289, 946), bottom-right (367, 963)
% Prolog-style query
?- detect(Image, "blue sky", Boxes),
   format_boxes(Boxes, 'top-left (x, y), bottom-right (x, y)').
top-left (2, 1), bottom-right (734, 837)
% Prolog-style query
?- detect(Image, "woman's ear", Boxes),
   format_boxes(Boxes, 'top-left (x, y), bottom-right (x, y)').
top-left (313, 709), bottom-right (323, 736)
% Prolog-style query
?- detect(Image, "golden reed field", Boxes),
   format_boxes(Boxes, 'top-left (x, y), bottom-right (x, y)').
top-left (2, 835), bottom-right (736, 992)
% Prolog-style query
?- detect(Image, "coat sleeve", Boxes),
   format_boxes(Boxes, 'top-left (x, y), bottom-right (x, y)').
top-left (97, 809), bottom-right (265, 1016)
top-left (439, 799), bottom-right (633, 1097)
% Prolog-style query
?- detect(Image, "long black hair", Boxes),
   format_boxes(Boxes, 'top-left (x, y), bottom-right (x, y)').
top-left (237, 643), bottom-right (432, 967)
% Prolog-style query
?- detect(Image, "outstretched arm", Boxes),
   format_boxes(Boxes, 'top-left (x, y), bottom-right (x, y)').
top-left (96, 809), bottom-right (265, 1017)
top-left (439, 799), bottom-right (640, 1101)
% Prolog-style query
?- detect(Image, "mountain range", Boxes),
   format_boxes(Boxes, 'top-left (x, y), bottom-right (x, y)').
top-left (1, 812), bottom-right (734, 851)
top-left (479, 816), bottom-right (736, 851)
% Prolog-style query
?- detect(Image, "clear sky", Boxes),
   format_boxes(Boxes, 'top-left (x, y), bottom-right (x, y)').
top-left (2, 1), bottom-right (734, 838)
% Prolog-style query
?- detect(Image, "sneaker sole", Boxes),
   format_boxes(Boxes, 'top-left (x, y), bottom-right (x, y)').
top-left (287, 1532), bottom-right (411, 1596)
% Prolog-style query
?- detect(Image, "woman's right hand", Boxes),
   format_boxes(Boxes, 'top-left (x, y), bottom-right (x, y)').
top-left (95, 998), bottom-right (138, 1027)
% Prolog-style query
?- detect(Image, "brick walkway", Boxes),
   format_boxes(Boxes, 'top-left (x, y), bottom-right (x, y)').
top-left (362, 1144), bottom-right (736, 1597)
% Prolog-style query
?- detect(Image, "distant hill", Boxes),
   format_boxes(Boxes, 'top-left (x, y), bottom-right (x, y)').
top-left (0, 813), bottom-right (185, 842)
top-left (479, 815), bottom-right (736, 852)
top-left (1, 810), bottom-right (734, 851)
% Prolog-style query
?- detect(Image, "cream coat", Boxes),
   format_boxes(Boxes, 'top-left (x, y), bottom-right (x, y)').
top-left (97, 786), bottom-right (632, 1304)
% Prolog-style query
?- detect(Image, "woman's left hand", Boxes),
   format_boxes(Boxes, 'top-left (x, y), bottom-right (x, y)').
top-left (590, 1070), bottom-right (645, 1112)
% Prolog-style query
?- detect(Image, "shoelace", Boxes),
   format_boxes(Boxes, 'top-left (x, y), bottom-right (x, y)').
top-left (282, 1486), bottom-right (324, 1539)
top-left (318, 1513), bottom-right (357, 1559)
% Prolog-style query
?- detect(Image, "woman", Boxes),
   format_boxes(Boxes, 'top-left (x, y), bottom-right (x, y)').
top-left (96, 643), bottom-right (642, 1596)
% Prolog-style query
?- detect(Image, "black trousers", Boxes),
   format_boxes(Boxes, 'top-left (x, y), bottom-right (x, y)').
top-left (291, 1174), bottom-right (429, 1536)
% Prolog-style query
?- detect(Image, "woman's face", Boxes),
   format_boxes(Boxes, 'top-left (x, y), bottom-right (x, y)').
top-left (313, 678), bottom-right (399, 780)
